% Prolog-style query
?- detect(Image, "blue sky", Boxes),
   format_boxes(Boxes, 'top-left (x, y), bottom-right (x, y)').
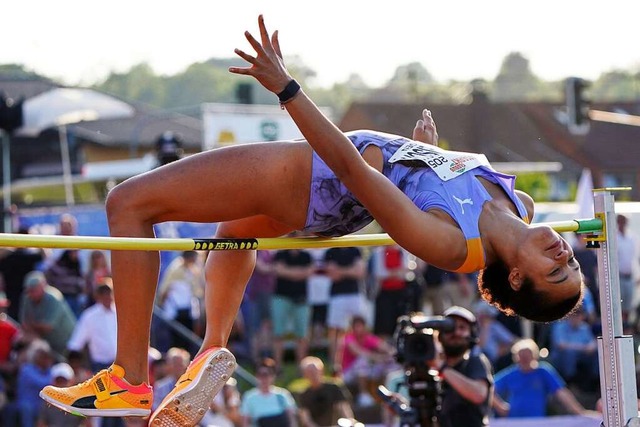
top-left (4, 0), bottom-right (639, 88)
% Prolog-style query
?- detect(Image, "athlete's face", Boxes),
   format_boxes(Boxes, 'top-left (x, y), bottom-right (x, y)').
top-left (511, 226), bottom-right (583, 301)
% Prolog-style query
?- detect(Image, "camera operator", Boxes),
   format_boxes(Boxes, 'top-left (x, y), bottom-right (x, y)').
top-left (433, 306), bottom-right (493, 427)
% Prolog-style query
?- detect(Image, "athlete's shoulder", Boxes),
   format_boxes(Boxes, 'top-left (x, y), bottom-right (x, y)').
top-left (515, 190), bottom-right (535, 220)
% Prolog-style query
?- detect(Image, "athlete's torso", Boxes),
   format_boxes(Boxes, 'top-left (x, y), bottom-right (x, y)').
top-left (303, 130), bottom-right (530, 272)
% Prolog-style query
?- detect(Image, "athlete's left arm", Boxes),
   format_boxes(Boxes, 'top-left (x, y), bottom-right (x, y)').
top-left (412, 109), bottom-right (438, 145)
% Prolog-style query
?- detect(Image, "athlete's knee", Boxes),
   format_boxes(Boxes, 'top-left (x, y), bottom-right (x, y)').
top-left (105, 184), bottom-right (124, 218)
top-left (105, 181), bottom-right (153, 228)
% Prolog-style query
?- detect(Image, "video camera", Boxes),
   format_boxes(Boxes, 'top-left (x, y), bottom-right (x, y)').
top-left (395, 313), bottom-right (455, 366)
top-left (378, 313), bottom-right (455, 427)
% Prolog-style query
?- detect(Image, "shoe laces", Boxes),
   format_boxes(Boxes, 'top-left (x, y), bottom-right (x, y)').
top-left (74, 368), bottom-right (112, 392)
top-left (74, 368), bottom-right (105, 387)
top-left (93, 369), bottom-right (116, 400)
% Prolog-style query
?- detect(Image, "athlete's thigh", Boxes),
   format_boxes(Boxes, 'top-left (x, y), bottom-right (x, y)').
top-left (113, 141), bottom-right (312, 227)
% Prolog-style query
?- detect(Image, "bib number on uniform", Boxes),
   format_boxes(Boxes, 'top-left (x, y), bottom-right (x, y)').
top-left (388, 141), bottom-right (490, 181)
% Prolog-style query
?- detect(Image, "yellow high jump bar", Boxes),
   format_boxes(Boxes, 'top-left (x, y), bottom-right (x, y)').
top-left (0, 218), bottom-right (602, 251)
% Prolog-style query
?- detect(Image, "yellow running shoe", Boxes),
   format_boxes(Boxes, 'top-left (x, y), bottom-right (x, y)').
top-left (39, 364), bottom-right (152, 418)
top-left (148, 347), bottom-right (236, 427)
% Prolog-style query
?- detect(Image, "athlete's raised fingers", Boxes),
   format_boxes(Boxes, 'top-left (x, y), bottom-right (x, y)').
top-left (272, 30), bottom-right (283, 59)
top-left (243, 29), bottom-right (266, 58)
top-left (257, 15), bottom-right (274, 52)
top-left (233, 48), bottom-right (255, 65)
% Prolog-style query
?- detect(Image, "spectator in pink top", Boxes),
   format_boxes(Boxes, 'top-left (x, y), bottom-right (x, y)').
top-left (338, 315), bottom-right (396, 407)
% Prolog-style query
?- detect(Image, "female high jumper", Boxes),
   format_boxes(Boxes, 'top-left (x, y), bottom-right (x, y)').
top-left (41, 15), bottom-right (583, 427)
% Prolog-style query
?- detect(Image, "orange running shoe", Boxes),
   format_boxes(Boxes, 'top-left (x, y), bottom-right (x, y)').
top-left (148, 347), bottom-right (236, 427)
top-left (39, 364), bottom-right (152, 418)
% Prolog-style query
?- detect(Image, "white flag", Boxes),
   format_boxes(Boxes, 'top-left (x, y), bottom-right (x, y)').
top-left (576, 168), bottom-right (594, 219)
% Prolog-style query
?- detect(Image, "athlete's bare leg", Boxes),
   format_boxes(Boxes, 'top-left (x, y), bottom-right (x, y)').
top-left (200, 216), bottom-right (296, 352)
top-left (105, 141), bottom-right (311, 385)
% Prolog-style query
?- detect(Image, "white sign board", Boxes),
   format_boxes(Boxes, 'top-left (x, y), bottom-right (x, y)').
top-left (201, 103), bottom-right (333, 150)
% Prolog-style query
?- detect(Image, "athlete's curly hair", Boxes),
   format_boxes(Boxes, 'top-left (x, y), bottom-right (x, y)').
top-left (477, 259), bottom-right (582, 322)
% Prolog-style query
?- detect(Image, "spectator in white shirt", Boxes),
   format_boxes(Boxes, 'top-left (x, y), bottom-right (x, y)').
top-left (66, 279), bottom-right (117, 371)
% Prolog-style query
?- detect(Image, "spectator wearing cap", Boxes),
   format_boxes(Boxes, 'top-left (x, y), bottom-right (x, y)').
top-left (435, 306), bottom-right (493, 427)
top-left (36, 362), bottom-right (86, 427)
top-left (66, 278), bottom-right (117, 372)
top-left (19, 271), bottom-right (76, 356)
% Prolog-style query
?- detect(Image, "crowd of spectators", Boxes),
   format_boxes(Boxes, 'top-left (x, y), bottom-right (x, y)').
top-left (0, 213), bottom-right (638, 426)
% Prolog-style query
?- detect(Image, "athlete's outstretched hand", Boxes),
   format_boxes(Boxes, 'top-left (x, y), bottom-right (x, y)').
top-left (229, 15), bottom-right (293, 95)
top-left (412, 109), bottom-right (439, 146)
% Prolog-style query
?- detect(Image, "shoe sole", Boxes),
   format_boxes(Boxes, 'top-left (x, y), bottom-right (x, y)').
top-left (148, 348), bottom-right (236, 427)
top-left (38, 390), bottom-right (151, 418)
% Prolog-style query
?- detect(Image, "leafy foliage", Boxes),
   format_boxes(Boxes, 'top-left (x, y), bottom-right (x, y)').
top-left (3, 53), bottom-right (638, 116)
top-left (514, 172), bottom-right (552, 201)
top-left (0, 64), bottom-right (52, 81)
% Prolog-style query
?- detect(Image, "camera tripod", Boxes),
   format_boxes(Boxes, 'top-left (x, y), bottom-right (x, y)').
top-left (378, 380), bottom-right (441, 427)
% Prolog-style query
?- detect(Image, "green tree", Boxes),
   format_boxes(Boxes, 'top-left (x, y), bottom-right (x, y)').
top-left (94, 63), bottom-right (166, 106)
top-left (514, 172), bottom-right (552, 201)
top-left (388, 62), bottom-right (434, 86)
top-left (591, 70), bottom-right (640, 102)
top-left (165, 62), bottom-right (233, 107)
top-left (0, 64), bottom-right (50, 81)
top-left (33, 51), bottom-right (632, 111)
top-left (492, 52), bottom-right (548, 102)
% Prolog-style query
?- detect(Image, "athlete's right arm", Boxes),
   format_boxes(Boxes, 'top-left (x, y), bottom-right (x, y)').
top-left (229, 16), bottom-right (467, 270)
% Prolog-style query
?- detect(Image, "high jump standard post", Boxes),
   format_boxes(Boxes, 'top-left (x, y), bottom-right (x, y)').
top-left (593, 188), bottom-right (639, 427)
